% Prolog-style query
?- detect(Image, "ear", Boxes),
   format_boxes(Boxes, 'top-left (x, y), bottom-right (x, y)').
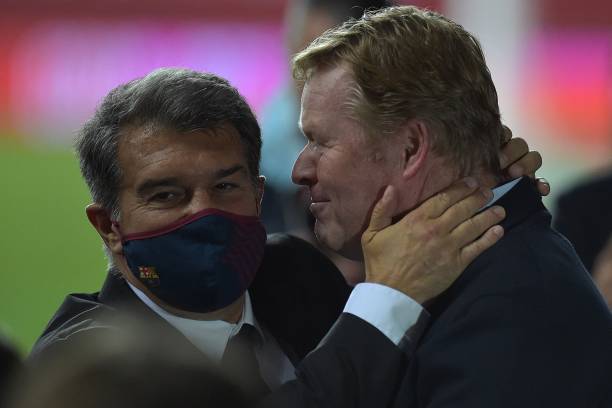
top-left (254, 175), bottom-right (266, 216)
top-left (399, 120), bottom-right (431, 180)
top-left (85, 203), bottom-right (123, 255)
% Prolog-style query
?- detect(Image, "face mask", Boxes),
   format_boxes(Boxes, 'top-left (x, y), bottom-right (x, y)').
top-left (117, 208), bottom-right (266, 313)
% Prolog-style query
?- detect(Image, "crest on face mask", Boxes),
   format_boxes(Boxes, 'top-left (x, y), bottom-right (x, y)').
top-left (138, 266), bottom-right (160, 287)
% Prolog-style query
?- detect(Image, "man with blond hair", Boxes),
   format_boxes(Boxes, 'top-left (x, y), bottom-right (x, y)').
top-left (291, 6), bottom-right (612, 407)
top-left (32, 65), bottom-right (533, 408)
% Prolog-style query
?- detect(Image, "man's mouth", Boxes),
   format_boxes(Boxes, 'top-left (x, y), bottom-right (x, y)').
top-left (309, 200), bottom-right (329, 216)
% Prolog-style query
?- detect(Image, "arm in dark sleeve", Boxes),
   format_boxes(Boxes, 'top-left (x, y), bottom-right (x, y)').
top-left (259, 313), bottom-right (409, 408)
top-left (416, 293), bottom-right (612, 408)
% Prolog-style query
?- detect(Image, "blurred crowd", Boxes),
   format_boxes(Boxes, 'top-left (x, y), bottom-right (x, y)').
top-left (0, 0), bottom-right (610, 407)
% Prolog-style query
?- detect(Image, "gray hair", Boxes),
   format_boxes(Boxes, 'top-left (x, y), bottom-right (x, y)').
top-left (76, 68), bottom-right (262, 220)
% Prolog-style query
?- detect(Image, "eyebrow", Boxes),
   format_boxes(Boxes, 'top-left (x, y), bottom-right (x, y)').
top-left (214, 164), bottom-right (248, 179)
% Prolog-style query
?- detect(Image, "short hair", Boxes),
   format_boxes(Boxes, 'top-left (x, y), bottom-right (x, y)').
top-left (76, 68), bottom-right (262, 218)
top-left (292, 6), bottom-right (503, 177)
top-left (305, 0), bottom-right (392, 21)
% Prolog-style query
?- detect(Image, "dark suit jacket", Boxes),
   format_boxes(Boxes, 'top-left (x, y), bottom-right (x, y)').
top-left (393, 177), bottom-right (612, 408)
top-left (554, 171), bottom-right (612, 272)
top-left (32, 233), bottom-right (408, 407)
top-left (0, 334), bottom-right (21, 405)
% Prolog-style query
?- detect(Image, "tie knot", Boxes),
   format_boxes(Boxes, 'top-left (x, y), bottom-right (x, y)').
top-left (222, 323), bottom-right (269, 399)
top-left (233, 323), bottom-right (262, 348)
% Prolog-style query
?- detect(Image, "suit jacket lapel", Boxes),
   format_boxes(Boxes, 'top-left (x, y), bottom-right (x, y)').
top-left (97, 271), bottom-right (204, 356)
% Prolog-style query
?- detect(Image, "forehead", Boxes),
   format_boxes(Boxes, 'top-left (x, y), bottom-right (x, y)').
top-left (300, 65), bottom-right (355, 132)
top-left (117, 125), bottom-right (249, 181)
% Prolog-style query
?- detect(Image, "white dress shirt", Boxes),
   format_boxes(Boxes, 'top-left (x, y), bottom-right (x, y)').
top-left (128, 283), bottom-right (296, 389)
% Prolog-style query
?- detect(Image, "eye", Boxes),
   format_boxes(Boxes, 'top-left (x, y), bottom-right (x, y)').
top-left (150, 191), bottom-right (182, 203)
top-left (215, 182), bottom-right (238, 191)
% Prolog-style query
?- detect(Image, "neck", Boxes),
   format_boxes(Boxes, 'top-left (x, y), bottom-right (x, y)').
top-left (400, 158), bottom-right (500, 213)
top-left (469, 168), bottom-right (500, 190)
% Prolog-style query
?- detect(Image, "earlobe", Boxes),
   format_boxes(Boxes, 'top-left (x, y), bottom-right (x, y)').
top-left (401, 121), bottom-right (430, 179)
top-left (85, 204), bottom-right (123, 255)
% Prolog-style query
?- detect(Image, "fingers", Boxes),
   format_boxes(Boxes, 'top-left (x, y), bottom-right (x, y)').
top-left (364, 186), bottom-right (397, 236)
top-left (459, 224), bottom-right (504, 266)
top-left (501, 125), bottom-right (512, 145)
top-left (436, 187), bottom-right (493, 231)
top-left (420, 177), bottom-right (480, 219)
top-left (499, 137), bottom-right (529, 170)
top-left (508, 150), bottom-right (542, 179)
top-left (450, 205), bottom-right (506, 248)
top-left (536, 177), bottom-right (550, 196)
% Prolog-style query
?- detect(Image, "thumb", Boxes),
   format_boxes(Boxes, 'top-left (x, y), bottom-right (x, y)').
top-left (366, 186), bottom-right (397, 234)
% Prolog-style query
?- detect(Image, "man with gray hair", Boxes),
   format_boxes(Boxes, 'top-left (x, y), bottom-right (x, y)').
top-left (31, 62), bottom-right (543, 407)
top-left (292, 5), bottom-right (612, 407)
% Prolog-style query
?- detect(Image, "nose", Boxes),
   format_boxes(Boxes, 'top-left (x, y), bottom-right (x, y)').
top-left (188, 190), bottom-right (215, 214)
top-left (292, 146), bottom-right (317, 187)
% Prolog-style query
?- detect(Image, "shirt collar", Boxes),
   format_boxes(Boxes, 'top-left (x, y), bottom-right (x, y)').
top-left (127, 283), bottom-right (264, 362)
top-left (480, 177), bottom-right (522, 211)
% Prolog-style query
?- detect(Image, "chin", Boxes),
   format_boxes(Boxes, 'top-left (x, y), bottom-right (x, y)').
top-left (336, 241), bottom-right (364, 262)
top-left (315, 222), bottom-right (364, 261)
top-left (314, 222), bottom-right (342, 251)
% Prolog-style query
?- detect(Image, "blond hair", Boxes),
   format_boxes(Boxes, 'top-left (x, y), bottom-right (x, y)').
top-left (293, 5), bottom-right (503, 176)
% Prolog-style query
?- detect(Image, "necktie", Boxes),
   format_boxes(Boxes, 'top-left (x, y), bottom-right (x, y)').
top-left (221, 324), bottom-right (270, 400)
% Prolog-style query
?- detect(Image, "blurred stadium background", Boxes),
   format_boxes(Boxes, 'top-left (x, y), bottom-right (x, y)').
top-left (0, 0), bottom-right (610, 354)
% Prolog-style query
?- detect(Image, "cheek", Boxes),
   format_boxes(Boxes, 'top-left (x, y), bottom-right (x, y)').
top-left (220, 190), bottom-right (261, 216)
top-left (341, 173), bottom-right (388, 223)
top-left (319, 149), bottom-right (389, 220)
top-left (319, 150), bottom-right (363, 187)
top-left (333, 176), bottom-right (383, 225)
top-left (121, 210), bottom-right (177, 235)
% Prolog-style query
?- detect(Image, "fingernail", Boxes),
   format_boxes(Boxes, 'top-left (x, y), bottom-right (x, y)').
top-left (382, 185), bottom-right (393, 202)
top-left (492, 225), bottom-right (504, 237)
top-left (537, 177), bottom-right (549, 185)
top-left (492, 206), bottom-right (505, 217)
top-left (464, 177), bottom-right (478, 188)
top-left (481, 187), bottom-right (493, 200)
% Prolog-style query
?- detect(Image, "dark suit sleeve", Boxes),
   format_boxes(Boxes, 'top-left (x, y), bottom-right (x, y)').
top-left (416, 293), bottom-right (612, 408)
top-left (259, 313), bottom-right (409, 408)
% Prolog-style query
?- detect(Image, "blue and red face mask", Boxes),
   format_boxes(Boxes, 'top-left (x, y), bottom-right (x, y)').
top-left (116, 209), bottom-right (266, 313)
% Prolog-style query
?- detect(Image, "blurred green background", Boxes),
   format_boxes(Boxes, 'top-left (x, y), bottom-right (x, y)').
top-left (1, 0), bottom-right (610, 357)
top-left (0, 140), bottom-right (106, 355)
